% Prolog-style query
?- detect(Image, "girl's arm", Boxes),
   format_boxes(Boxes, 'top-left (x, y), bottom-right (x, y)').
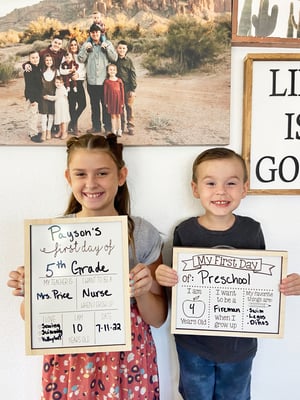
top-left (7, 266), bottom-right (25, 320)
top-left (130, 254), bottom-right (167, 328)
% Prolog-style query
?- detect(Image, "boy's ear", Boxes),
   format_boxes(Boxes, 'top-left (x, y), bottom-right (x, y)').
top-left (191, 181), bottom-right (200, 199)
top-left (241, 180), bottom-right (249, 198)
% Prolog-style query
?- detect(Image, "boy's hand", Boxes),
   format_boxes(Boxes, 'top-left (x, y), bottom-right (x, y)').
top-left (155, 264), bottom-right (178, 287)
top-left (280, 273), bottom-right (300, 296)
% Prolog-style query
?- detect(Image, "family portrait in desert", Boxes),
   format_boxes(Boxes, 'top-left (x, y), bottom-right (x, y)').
top-left (0, 0), bottom-right (231, 146)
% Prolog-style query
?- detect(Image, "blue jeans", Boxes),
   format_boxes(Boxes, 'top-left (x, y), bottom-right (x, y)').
top-left (176, 342), bottom-right (253, 400)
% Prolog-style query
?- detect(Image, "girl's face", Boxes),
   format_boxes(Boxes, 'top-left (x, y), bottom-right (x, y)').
top-left (65, 53), bottom-right (73, 62)
top-left (55, 79), bottom-right (63, 88)
top-left (44, 56), bottom-right (53, 67)
top-left (69, 41), bottom-right (78, 53)
top-left (108, 65), bottom-right (117, 77)
top-left (65, 149), bottom-right (127, 217)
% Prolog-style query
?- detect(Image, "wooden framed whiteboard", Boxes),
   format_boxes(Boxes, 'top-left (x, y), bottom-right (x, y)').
top-left (171, 248), bottom-right (287, 338)
top-left (24, 216), bottom-right (131, 355)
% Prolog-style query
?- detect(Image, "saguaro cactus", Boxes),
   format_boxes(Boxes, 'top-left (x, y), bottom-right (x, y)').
top-left (238, 0), bottom-right (253, 36)
top-left (252, 0), bottom-right (278, 37)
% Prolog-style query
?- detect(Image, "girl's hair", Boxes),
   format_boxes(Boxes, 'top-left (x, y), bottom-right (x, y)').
top-left (192, 147), bottom-right (248, 183)
top-left (64, 133), bottom-right (135, 245)
top-left (55, 75), bottom-right (64, 83)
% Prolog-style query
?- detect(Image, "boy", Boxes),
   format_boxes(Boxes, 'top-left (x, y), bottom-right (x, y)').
top-left (23, 50), bottom-right (42, 142)
top-left (116, 40), bottom-right (136, 135)
top-left (87, 11), bottom-right (107, 44)
top-left (156, 148), bottom-right (265, 400)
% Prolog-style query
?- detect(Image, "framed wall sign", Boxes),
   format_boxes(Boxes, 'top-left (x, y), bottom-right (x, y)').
top-left (24, 216), bottom-right (131, 355)
top-left (232, 0), bottom-right (300, 47)
top-left (171, 247), bottom-right (287, 338)
top-left (242, 53), bottom-right (300, 194)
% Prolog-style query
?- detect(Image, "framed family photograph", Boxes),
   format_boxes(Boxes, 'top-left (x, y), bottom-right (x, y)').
top-left (232, 0), bottom-right (300, 47)
top-left (242, 53), bottom-right (300, 194)
top-left (0, 1), bottom-right (232, 147)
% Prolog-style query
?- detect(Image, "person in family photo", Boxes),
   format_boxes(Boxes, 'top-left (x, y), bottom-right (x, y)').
top-left (116, 40), bottom-right (137, 136)
top-left (23, 50), bottom-right (42, 141)
top-left (43, 75), bottom-right (70, 140)
top-left (39, 53), bottom-right (57, 141)
top-left (104, 63), bottom-right (125, 137)
top-left (60, 51), bottom-right (79, 93)
top-left (78, 23), bottom-right (117, 135)
top-left (62, 38), bottom-right (87, 136)
top-left (7, 133), bottom-right (167, 399)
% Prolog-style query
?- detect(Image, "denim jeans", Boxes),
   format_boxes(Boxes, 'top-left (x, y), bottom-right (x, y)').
top-left (176, 342), bottom-right (253, 400)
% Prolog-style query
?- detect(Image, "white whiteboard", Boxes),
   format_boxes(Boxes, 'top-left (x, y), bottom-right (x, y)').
top-left (171, 248), bottom-right (287, 338)
top-left (24, 216), bottom-right (131, 355)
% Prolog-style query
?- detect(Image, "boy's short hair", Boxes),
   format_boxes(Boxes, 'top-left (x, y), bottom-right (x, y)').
top-left (29, 50), bottom-right (39, 56)
top-left (89, 23), bottom-right (101, 32)
top-left (117, 40), bottom-right (128, 47)
top-left (192, 147), bottom-right (248, 183)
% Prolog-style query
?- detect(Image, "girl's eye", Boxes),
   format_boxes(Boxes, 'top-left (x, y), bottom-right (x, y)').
top-left (206, 181), bottom-right (215, 186)
top-left (227, 181), bottom-right (237, 186)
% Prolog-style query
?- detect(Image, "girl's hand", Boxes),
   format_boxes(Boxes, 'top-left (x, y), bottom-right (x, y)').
top-left (7, 266), bottom-right (25, 297)
top-left (155, 264), bottom-right (178, 287)
top-left (129, 263), bottom-right (152, 298)
top-left (280, 273), bottom-right (300, 296)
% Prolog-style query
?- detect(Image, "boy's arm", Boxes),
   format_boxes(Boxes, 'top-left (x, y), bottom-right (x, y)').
top-left (155, 264), bottom-right (178, 287)
top-left (129, 60), bottom-right (137, 92)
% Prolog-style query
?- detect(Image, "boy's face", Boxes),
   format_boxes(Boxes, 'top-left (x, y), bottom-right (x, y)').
top-left (191, 158), bottom-right (248, 219)
top-left (51, 37), bottom-right (63, 52)
top-left (93, 12), bottom-right (102, 23)
top-left (65, 53), bottom-right (72, 62)
top-left (117, 44), bottom-right (128, 58)
top-left (29, 52), bottom-right (40, 66)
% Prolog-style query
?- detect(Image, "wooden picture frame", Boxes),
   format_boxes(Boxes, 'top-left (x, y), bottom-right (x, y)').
top-left (232, 0), bottom-right (300, 47)
top-left (171, 247), bottom-right (287, 338)
top-left (242, 53), bottom-right (300, 194)
top-left (24, 216), bottom-right (131, 355)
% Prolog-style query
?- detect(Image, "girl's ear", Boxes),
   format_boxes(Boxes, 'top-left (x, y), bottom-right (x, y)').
top-left (118, 166), bottom-right (128, 186)
top-left (65, 169), bottom-right (71, 184)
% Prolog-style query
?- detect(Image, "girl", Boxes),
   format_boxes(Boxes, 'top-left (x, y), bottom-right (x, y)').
top-left (39, 53), bottom-right (56, 141)
top-left (44, 75), bottom-right (70, 140)
top-left (60, 38), bottom-right (87, 135)
top-left (7, 134), bottom-right (167, 400)
top-left (104, 64), bottom-right (125, 137)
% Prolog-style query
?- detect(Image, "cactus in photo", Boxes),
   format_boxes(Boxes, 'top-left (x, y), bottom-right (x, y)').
top-left (287, 2), bottom-right (294, 37)
top-left (290, 1), bottom-right (300, 38)
top-left (238, 0), bottom-right (253, 36)
top-left (252, 0), bottom-right (278, 37)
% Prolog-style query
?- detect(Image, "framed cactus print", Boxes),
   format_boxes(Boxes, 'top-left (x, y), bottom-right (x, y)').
top-left (232, 0), bottom-right (300, 47)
